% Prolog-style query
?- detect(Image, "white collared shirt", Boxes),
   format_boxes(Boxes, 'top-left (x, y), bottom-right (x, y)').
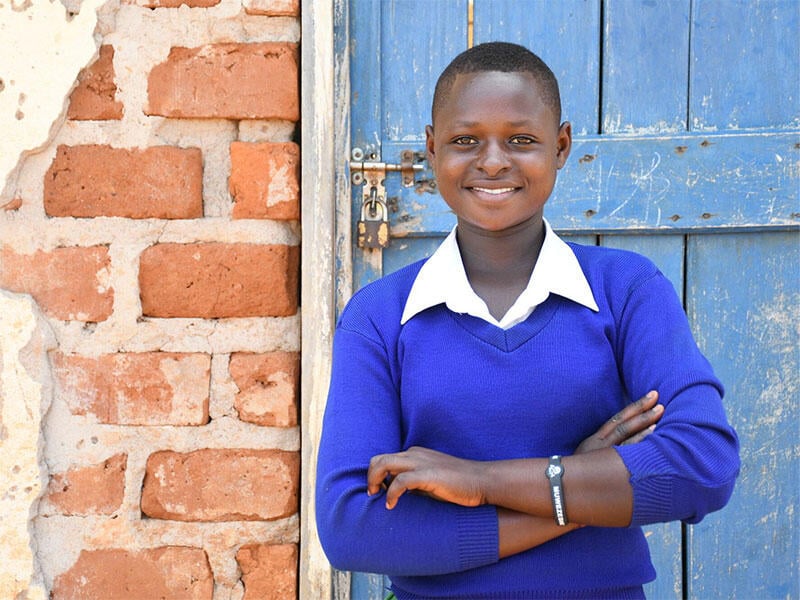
top-left (400, 219), bottom-right (599, 329)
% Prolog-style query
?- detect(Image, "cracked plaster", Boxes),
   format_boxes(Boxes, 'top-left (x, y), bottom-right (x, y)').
top-left (0, 290), bottom-right (57, 599)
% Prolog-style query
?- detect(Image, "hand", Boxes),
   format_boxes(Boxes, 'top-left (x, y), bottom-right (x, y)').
top-left (575, 391), bottom-right (663, 455)
top-left (367, 446), bottom-right (487, 510)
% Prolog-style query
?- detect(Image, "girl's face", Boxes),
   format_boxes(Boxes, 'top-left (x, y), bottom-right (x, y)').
top-left (425, 71), bottom-right (571, 235)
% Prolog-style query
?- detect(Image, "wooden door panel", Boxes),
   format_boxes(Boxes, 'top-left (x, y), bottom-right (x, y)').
top-left (690, 1), bottom-right (800, 130)
top-left (474, 0), bottom-right (601, 135)
top-left (351, 571), bottom-right (390, 600)
top-left (685, 231), bottom-right (799, 598)
top-left (381, 1), bottom-right (466, 143)
top-left (383, 236), bottom-right (443, 275)
top-left (689, 0), bottom-right (800, 130)
top-left (602, 0), bottom-right (691, 133)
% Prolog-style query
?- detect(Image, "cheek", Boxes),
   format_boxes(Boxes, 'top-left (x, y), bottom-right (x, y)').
top-left (435, 154), bottom-right (468, 179)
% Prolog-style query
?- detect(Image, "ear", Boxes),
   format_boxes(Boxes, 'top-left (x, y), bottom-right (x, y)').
top-left (556, 121), bottom-right (572, 169)
top-left (425, 124), bottom-right (436, 163)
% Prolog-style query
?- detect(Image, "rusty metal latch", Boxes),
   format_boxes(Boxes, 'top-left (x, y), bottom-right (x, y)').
top-left (349, 148), bottom-right (424, 188)
top-left (350, 148), bottom-right (426, 248)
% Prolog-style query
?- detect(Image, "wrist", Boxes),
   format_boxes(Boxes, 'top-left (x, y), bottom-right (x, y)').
top-left (545, 455), bottom-right (568, 526)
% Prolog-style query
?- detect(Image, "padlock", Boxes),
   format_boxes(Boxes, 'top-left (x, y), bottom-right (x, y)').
top-left (357, 188), bottom-right (390, 249)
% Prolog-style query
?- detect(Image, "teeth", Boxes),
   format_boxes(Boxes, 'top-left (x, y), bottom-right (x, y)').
top-left (472, 187), bottom-right (515, 195)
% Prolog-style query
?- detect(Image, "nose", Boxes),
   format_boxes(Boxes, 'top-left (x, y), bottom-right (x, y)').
top-left (475, 139), bottom-right (511, 176)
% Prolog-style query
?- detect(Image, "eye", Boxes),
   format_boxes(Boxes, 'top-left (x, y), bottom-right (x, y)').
top-left (509, 135), bottom-right (535, 145)
top-left (451, 136), bottom-right (478, 146)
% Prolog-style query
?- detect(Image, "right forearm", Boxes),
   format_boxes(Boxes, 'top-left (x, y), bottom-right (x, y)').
top-left (497, 508), bottom-right (580, 558)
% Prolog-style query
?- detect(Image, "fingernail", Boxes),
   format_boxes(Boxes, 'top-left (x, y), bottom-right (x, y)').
top-left (646, 391), bottom-right (657, 400)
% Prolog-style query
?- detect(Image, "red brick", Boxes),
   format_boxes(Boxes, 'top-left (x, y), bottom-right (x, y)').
top-left (139, 243), bottom-right (299, 318)
top-left (230, 142), bottom-right (299, 220)
top-left (146, 43), bottom-right (298, 120)
top-left (236, 544), bottom-right (297, 600)
top-left (45, 454), bottom-right (126, 515)
top-left (0, 245), bottom-right (113, 322)
top-left (52, 352), bottom-right (210, 425)
top-left (67, 45), bottom-right (124, 121)
top-left (141, 449), bottom-right (299, 521)
top-left (230, 352), bottom-right (298, 427)
top-left (51, 547), bottom-right (213, 600)
top-left (44, 144), bottom-right (203, 219)
top-left (243, 0), bottom-right (299, 16)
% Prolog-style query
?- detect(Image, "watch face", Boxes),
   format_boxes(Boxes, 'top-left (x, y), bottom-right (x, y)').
top-left (547, 464), bottom-right (562, 478)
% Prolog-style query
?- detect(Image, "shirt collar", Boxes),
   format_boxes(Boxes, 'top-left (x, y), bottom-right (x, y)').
top-left (400, 219), bottom-right (599, 328)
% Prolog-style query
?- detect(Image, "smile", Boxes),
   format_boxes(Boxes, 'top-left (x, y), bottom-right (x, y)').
top-left (470, 186), bottom-right (517, 195)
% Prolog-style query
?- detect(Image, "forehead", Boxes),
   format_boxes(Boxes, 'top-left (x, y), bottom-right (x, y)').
top-left (435, 71), bottom-right (555, 126)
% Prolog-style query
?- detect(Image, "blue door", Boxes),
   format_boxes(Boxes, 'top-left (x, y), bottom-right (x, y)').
top-left (338, 1), bottom-right (799, 597)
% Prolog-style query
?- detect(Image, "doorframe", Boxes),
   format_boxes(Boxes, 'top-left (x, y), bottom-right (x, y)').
top-left (300, 0), bottom-right (352, 597)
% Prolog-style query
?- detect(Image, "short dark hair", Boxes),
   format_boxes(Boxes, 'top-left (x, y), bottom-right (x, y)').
top-left (431, 42), bottom-right (562, 124)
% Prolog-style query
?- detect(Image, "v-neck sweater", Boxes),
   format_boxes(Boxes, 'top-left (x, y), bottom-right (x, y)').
top-left (316, 242), bottom-right (740, 599)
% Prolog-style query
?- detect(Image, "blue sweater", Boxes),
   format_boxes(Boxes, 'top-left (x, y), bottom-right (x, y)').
top-left (316, 244), bottom-right (739, 599)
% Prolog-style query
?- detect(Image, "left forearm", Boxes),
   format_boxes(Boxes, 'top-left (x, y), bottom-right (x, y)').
top-left (484, 448), bottom-right (633, 527)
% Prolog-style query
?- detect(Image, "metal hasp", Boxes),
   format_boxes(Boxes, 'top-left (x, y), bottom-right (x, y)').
top-left (350, 148), bottom-right (425, 248)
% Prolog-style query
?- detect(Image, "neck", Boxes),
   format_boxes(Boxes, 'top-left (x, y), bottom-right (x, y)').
top-left (456, 216), bottom-right (546, 321)
top-left (456, 216), bottom-right (546, 285)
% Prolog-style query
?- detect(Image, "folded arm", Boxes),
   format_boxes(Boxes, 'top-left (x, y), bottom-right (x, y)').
top-left (368, 392), bottom-right (664, 557)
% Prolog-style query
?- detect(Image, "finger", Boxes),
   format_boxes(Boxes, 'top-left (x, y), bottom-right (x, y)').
top-left (620, 424), bottom-right (657, 446)
top-left (383, 471), bottom-right (420, 509)
top-left (611, 404), bottom-right (663, 443)
top-left (597, 391), bottom-right (658, 440)
top-left (367, 453), bottom-right (406, 496)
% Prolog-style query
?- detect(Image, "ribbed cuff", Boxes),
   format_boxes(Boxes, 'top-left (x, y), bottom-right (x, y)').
top-left (616, 445), bottom-right (674, 527)
top-left (455, 504), bottom-right (499, 571)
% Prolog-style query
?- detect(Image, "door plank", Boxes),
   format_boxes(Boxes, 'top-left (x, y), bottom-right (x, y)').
top-left (350, 0), bottom-right (382, 152)
top-left (690, 0), bottom-right (800, 130)
top-left (473, 0), bottom-right (601, 135)
top-left (685, 231), bottom-right (799, 598)
top-left (383, 236), bottom-right (443, 276)
top-left (602, 0), bottom-right (690, 133)
top-left (381, 0), bottom-right (467, 142)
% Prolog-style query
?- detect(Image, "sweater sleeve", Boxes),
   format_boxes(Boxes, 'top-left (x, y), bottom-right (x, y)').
top-left (612, 267), bottom-right (740, 526)
top-left (315, 297), bottom-right (499, 577)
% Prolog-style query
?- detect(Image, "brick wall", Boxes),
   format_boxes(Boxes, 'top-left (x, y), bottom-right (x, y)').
top-left (0, 0), bottom-right (302, 597)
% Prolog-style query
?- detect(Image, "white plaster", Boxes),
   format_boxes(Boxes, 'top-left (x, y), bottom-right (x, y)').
top-left (210, 353), bottom-right (238, 420)
top-left (0, 0), bottom-right (106, 200)
top-left (238, 119), bottom-right (296, 142)
top-left (157, 354), bottom-right (212, 423)
top-left (0, 290), bottom-right (56, 600)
